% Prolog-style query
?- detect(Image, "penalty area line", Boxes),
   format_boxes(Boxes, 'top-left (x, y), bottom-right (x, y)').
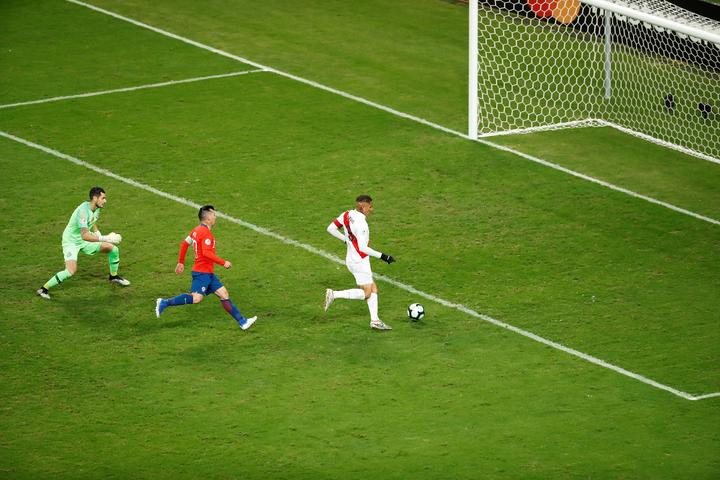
top-left (0, 70), bottom-right (267, 110)
top-left (0, 129), bottom-right (717, 402)
top-left (63, 0), bottom-right (720, 228)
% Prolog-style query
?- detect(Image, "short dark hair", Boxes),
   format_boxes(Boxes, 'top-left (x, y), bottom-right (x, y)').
top-left (198, 205), bottom-right (215, 221)
top-left (356, 195), bottom-right (373, 203)
top-left (89, 186), bottom-right (105, 200)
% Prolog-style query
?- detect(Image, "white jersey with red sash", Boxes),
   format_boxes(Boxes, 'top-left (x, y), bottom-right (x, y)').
top-left (331, 210), bottom-right (382, 264)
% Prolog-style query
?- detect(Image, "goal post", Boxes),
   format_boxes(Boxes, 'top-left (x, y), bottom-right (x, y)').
top-left (469, 0), bottom-right (479, 140)
top-left (468, 0), bottom-right (720, 163)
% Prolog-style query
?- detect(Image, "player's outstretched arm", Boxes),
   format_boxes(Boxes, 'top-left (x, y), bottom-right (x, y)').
top-left (327, 220), bottom-right (345, 242)
top-left (356, 236), bottom-right (394, 263)
top-left (198, 238), bottom-right (228, 268)
top-left (204, 250), bottom-right (228, 267)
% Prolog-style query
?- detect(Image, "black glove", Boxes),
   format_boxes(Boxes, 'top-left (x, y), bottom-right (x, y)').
top-left (380, 253), bottom-right (396, 264)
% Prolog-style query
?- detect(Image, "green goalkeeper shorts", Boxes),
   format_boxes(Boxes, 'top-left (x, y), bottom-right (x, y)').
top-left (63, 241), bottom-right (102, 262)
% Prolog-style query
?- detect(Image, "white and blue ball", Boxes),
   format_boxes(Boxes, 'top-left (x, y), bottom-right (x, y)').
top-left (407, 303), bottom-right (425, 321)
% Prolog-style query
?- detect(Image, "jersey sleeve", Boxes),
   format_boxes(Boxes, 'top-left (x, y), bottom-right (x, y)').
top-left (198, 233), bottom-right (226, 265)
top-left (327, 212), bottom-right (346, 242)
top-left (178, 234), bottom-right (192, 264)
top-left (332, 213), bottom-right (343, 229)
top-left (356, 227), bottom-right (382, 259)
top-left (77, 209), bottom-right (89, 230)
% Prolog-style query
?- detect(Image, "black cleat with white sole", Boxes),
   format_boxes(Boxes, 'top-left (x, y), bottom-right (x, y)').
top-left (109, 275), bottom-right (131, 286)
top-left (36, 287), bottom-right (51, 300)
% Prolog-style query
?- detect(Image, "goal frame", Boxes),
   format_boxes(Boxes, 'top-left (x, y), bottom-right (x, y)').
top-left (468, 0), bottom-right (720, 164)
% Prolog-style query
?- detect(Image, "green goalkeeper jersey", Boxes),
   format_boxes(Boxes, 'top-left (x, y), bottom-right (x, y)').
top-left (62, 201), bottom-right (101, 246)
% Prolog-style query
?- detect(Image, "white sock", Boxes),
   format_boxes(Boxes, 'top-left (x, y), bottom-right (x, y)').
top-left (333, 289), bottom-right (365, 300)
top-left (366, 293), bottom-right (379, 321)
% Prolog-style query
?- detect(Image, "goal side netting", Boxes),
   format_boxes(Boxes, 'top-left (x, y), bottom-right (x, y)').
top-left (469, 0), bottom-right (720, 163)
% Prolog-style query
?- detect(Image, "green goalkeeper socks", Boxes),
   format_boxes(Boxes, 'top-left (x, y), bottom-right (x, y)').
top-left (44, 269), bottom-right (73, 290)
top-left (43, 246), bottom-right (120, 289)
top-left (108, 245), bottom-right (120, 276)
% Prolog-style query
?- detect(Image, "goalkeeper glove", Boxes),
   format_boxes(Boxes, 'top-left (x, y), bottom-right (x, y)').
top-left (380, 253), bottom-right (396, 264)
top-left (99, 232), bottom-right (122, 244)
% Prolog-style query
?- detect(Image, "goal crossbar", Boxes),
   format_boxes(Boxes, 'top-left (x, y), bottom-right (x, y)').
top-left (582, 0), bottom-right (720, 45)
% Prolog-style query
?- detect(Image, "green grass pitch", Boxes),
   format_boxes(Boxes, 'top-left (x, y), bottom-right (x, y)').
top-left (1, 0), bottom-right (718, 478)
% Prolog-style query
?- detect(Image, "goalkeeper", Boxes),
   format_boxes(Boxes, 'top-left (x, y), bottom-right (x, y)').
top-left (37, 186), bottom-right (130, 299)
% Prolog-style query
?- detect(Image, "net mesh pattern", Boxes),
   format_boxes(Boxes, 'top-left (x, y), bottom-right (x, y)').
top-left (475, 0), bottom-right (720, 161)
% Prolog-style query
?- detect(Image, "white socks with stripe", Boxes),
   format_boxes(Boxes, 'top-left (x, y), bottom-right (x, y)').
top-left (366, 293), bottom-right (379, 321)
top-left (333, 289), bottom-right (365, 300)
top-left (333, 289), bottom-right (379, 321)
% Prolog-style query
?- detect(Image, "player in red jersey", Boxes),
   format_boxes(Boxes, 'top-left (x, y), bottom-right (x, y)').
top-left (155, 205), bottom-right (257, 330)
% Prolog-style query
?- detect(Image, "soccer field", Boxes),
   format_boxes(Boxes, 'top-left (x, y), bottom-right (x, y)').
top-left (1, 0), bottom-right (719, 478)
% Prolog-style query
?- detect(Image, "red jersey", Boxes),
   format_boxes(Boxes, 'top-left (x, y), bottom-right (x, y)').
top-left (177, 224), bottom-right (226, 274)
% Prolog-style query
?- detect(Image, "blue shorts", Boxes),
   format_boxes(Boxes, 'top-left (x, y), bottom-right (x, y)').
top-left (191, 272), bottom-right (224, 296)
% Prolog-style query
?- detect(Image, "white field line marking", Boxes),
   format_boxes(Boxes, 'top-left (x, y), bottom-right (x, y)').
top-left (1, 130), bottom-right (717, 402)
top-left (693, 392), bottom-right (720, 400)
top-left (480, 119), bottom-right (720, 166)
top-left (597, 120), bottom-right (720, 166)
top-left (0, 70), bottom-right (266, 110)
top-left (477, 140), bottom-right (720, 226)
top-left (476, 119), bottom-right (600, 137)
top-left (66, 0), bottom-right (461, 135)
top-left (64, 0), bottom-right (720, 228)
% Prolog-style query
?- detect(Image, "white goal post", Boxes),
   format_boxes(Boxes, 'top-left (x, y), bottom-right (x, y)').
top-left (468, 0), bottom-right (720, 163)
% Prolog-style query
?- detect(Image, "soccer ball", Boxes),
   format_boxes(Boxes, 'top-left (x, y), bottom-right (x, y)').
top-left (407, 303), bottom-right (425, 321)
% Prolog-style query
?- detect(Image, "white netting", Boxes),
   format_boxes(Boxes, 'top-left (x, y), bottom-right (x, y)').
top-left (602, 0), bottom-right (720, 36)
top-left (473, 0), bottom-right (720, 162)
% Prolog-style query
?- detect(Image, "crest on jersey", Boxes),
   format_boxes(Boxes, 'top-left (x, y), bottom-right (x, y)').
top-left (204, 238), bottom-right (211, 246)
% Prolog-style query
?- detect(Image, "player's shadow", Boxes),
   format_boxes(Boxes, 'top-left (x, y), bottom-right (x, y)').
top-left (136, 318), bottom-right (191, 332)
top-left (54, 283), bottom-right (196, 340)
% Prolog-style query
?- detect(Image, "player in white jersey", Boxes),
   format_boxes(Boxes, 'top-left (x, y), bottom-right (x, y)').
top-left (324, 195), bottom-right (396, 330)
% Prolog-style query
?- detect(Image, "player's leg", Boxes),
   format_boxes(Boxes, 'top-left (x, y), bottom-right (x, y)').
top-left (41, 259), bottom-right (77, 291)
top-left (155, 273), bottom-right (205, 317)
top-left (351, 261), bottom-right (389, 330)
top-left (364, 280), bottom-right (390, 331)
top-left (97, 242), bottom-right (130, 286)
top-left (213, 281), bottom-right (257, 330)
top-left (324, 261), bottom-right (367, 311)
top-left (328, 287), bottom-right (365, 300)
top-left (37, 245), bottom-right (80, 299)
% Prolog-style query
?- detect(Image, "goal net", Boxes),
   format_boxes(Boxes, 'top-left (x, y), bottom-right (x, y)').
top-left (469, 0), bottom-right (720, 163)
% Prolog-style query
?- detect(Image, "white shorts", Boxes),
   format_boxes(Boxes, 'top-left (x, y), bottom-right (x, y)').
top-left (346, 258), bottom-right (373, 286)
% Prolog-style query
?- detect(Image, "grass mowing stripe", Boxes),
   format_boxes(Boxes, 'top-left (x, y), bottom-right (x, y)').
top-left (0, 69), bottom-right (266, 110)
top-left (479, 119), bottom-right (720, 166)
top-left (598, 120), bottom-right (720, 166)
top-left (480, 140), bottom-right (720, 226)
top-left (64, 0), bottom-right (720, 228)
top-left (1, 128), bottom-right (717, 402)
